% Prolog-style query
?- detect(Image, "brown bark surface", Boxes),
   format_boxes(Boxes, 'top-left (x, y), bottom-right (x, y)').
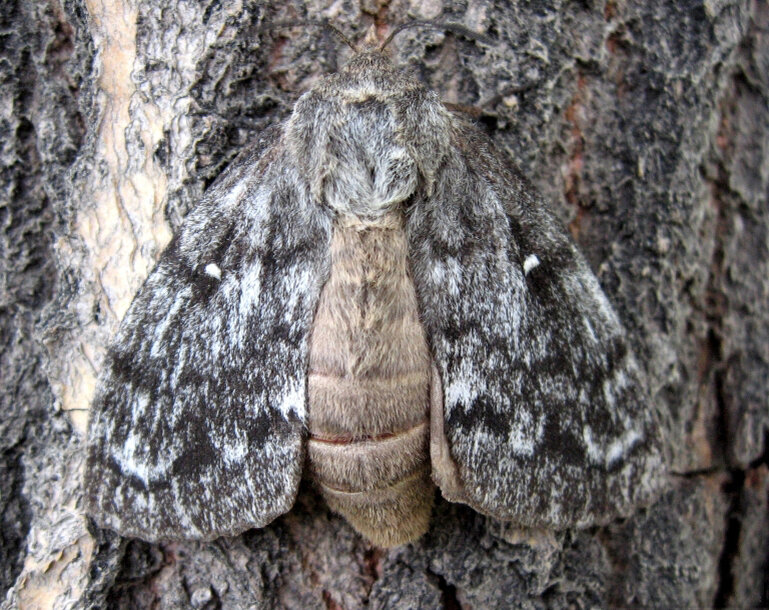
top-left (1, 0), bottom-right (767, 607)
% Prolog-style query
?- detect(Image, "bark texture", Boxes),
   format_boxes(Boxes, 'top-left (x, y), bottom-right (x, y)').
top-left (2, 0), bottom-right (768, 607)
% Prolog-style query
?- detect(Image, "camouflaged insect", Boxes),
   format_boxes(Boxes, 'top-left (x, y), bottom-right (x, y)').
top-left (85, 46), bottom-right (664, 547)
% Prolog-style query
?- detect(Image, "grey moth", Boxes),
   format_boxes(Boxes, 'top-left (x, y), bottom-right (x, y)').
top-left (84, 42), bottom-right (663, 548)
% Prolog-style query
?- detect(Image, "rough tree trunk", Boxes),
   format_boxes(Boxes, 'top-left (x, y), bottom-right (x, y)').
top-left (2, 0), bottom-right (768, 608)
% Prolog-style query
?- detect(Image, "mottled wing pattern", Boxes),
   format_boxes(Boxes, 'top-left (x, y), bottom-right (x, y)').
top-left (85, 129), bottom-right (332, 541)
top-left (409, 119), bottom-right (663, 528)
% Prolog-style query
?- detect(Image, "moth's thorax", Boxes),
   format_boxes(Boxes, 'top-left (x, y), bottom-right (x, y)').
top-left (306, 211), bottom-right (434, 547)
top-left (320, 96), bottom-right (418, 219)
top-left (286, 51), bottom-right (452, 221)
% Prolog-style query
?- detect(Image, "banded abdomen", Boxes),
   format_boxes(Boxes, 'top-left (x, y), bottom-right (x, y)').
top-left (306, 212), bottom-right (434, 547)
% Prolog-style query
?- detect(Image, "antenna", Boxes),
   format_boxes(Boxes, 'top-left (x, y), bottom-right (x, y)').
top-left (380, 20), bottom-right (493, 52)
top-left (267, 19), bottom-right (358, 52)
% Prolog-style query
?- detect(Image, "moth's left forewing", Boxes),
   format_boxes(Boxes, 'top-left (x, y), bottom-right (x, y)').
top-left (85, 132), bottom-right (333, 542)
top-left (410, 117), bottom-right (664, 529)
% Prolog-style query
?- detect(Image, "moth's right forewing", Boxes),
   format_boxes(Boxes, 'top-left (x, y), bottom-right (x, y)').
top-left (412, 118), bottom-right (664, 529)
top-left (85, 129), bottom-right (332, 542)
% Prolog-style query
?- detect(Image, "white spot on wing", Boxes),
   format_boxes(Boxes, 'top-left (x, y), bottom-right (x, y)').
top-left (431, 260), bottom-right (446, 284)
top-left (445, 376), bottom-right (479, 409)
top-left (204, 263), bottom-right (221, 279)
top-left (582, 316), bottom-right (598, 343)
top-left (583, 426), bottom-right (643, 467)
top-left (443, 346), bottom-right (485, 410)
top-left (430, 259), bottom-right (461, 296)
top-left (235, 261), bottom-right (263, 348)
top-left (221, 432), bottom-right (247, 466)
top-left (278, 379), bottom-right (305, 419)
top-left (115, 395), bottom-right (172, 484)
top-left (282, 266), bottom-right (314, 323)
top-left (445, 257), bottom-right (462, 296)
top-left (605, 430), bottom-right (642, 465)
top-left (523, 254), bottom-right (540, 275)
top-left (507, 410), bottom-right (545, 457)
top-left (149, 293), bottom-right (187, 358)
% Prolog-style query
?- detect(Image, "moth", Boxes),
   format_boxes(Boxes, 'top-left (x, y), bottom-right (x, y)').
top-left (85, 39), bottom-right (663, 548)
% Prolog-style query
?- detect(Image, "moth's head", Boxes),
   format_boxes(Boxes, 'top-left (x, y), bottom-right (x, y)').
top-left (285, 49), bottom-right (452, 222)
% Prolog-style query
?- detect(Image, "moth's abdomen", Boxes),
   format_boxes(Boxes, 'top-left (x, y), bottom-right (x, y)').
top-left (307, 215), bottom-right (434, 547)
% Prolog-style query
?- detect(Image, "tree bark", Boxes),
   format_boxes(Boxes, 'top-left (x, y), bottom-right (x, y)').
top-left (2, 0), bottom-right (768, 607)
